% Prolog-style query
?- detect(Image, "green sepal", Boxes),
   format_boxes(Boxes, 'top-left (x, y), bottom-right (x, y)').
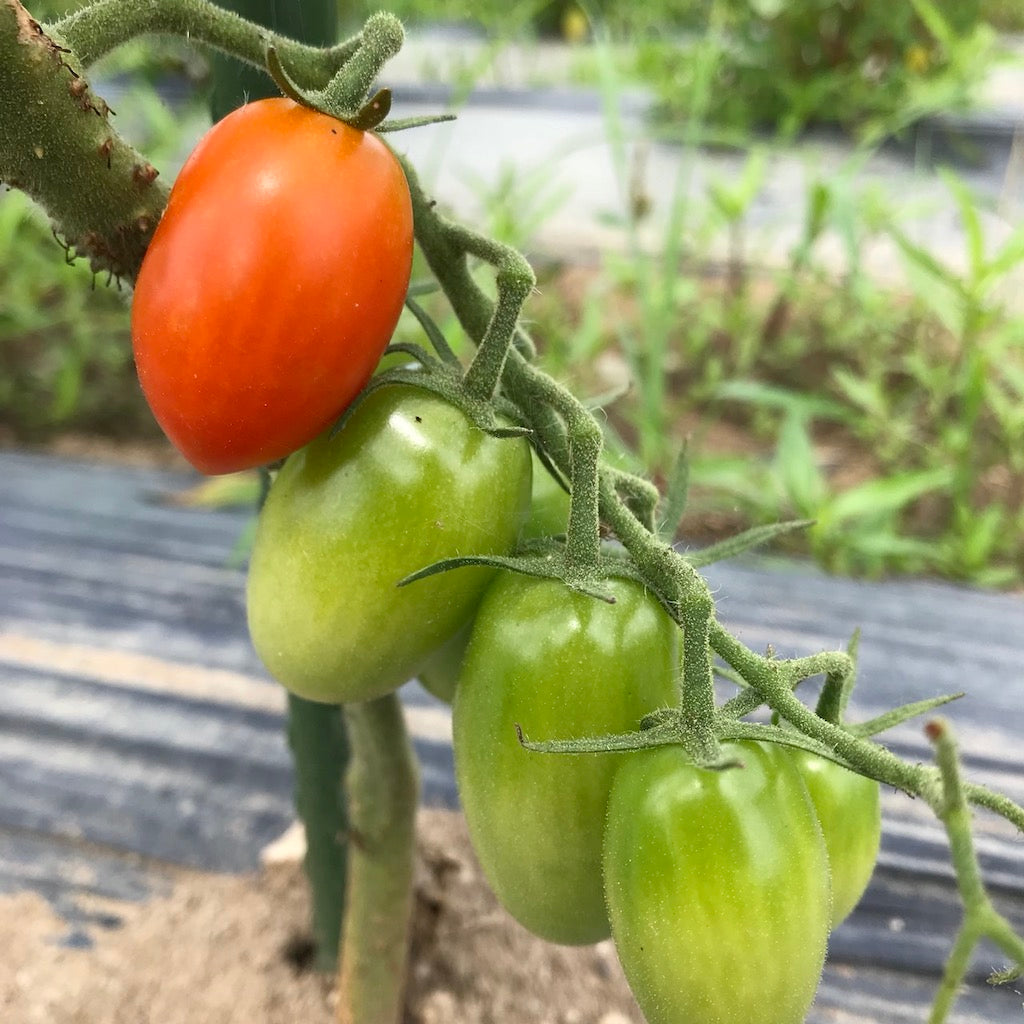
top-left (657, 444), bottom-right (691, 542)
top-left (717, 721), bottom-right (858, 770)
top-left (377, 113), bottom-right (457, 133)
top-left (850, 693), bottom-right (965, 738)
top-left (346, 88), bottom-right (393, 131)
top-left (330, 363), bottom-right (531, 447)
top-left (263, 14), bottom-right (402, 130)
top-left (383, 341), bottom-right (446, 372)
top-left (265, 45), bottom-right (311, 108)
top-left (398, 548), bottom-right (617, 604)
top-left (405, 296), bottom-right (461, 366)
top-left (328, 368), bottom-right (450, 439)
top-left (685, 519), bottom-right (815, 568)
top-left (514, 720), bottom-right (679, 756)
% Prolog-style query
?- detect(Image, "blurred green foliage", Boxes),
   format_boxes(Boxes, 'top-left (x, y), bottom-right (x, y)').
top-left (636, 0), bottom-right (996, 140)
top-left (0, 191), bottom-right (155, 440)
top-left (29, 0), bottom-right (1024, 33)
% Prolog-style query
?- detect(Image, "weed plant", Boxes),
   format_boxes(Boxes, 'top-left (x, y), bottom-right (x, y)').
top-left (0, 191), bottom-right (148, 440)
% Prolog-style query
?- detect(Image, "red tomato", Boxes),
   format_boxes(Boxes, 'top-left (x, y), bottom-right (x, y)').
top-left (131, 98), bottom-right (413, 475)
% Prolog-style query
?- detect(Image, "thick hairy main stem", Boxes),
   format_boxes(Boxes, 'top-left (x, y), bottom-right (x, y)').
top-left (0, 0), bottom-right (167, 278)
top-left (337, 695), bottom-right (419, 1024)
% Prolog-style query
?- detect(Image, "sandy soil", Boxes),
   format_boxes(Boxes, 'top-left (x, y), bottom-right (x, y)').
top-left (0, 810), bottom-right (643, 1024)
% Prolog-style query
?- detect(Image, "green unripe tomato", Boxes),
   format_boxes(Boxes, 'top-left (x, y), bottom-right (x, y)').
top-left (520, 455), bottom-right (571, 541)
top-left (453, 573), bottom-right (680, 945)
top-left (417, 622), bottom-right (470, 705)
top-left (789, 749), bottom-right (881, 926)
top-left (246, 385), bottom-right (532, 703)
top-left (604, 741), bottom-right (831, 1024)
top-left (418, 453), bottom-right (571, 705)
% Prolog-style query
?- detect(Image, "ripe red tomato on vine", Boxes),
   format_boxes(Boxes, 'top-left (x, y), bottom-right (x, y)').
top-left (131, 97), bottom-right (414, 475)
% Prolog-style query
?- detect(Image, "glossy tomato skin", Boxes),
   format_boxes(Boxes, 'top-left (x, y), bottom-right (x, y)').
top-left (520, 455), bottom-right (571, 541)
top-left (417, 623), bottom-right (469, 705)
top-left (604, 742), bottom-right (831, 1024)
top-left (789, 749), bottom-right (881, 926)
top-left (132, 98), bottom-right (413, 475)
top-left (453, 574), bottom-right (680, 945)
top-left (418, 454), bottom-right (571, 705)
top-left (246, 385), bottom-right (531, 703)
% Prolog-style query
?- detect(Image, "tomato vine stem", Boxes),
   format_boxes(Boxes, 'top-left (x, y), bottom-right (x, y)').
top-left (52, 0), bottom-right (358, 82)
top-left (925, 719), bottom-right (1024, 1024)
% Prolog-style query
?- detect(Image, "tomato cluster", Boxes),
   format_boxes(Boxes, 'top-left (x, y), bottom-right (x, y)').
top-left (449, 576), bottom-right (881, 1024)
top-left (135, 97), bottom-right (882, 1024)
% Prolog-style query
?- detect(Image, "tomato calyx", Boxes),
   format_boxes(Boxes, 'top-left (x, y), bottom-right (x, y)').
top-left (514, 693), bottom-right (871, 771)
top-left (264, 14), bottom-right (452, 135)
top-left (400, 544), bottom-right (618, 604)
top-left (336, 353), bottom-right (532, 449)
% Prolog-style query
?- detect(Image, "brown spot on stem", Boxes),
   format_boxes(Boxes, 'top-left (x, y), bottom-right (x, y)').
top-left (132, 162), bottom-right (159, 187)
top-left (13, 2), bottom-right (43, 43)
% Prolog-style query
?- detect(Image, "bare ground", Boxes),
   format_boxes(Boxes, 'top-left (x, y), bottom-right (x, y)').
top-left (0, 809), bottom-right (643, 1024)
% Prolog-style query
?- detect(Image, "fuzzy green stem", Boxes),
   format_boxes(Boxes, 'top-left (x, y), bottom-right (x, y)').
top-left (710, 621), bottom-right (1024, 836)
top-left (963, 783), bottom-right (1024, 832)
top-left (337, 695), bottom-right (419, 1024)
top-left (679, 589), bottom-right (718, 759)
top-left (318, 12), bottom-right (402, 115)
top-left (711, 619), bottom-right (934, 792)
top-left (926, 719), bottom-right (1024, 1023)
top-left (562, 411), bottom-right (603, 576)
top-left (605, 467), bottom-right (660, 534)
top-left (461, 243), bottom-right (535, 402)
top-left (816, 629), bottom-right (860, 724)
top-left (815, 670), bottom-right (847, 724)
top-left (496, 353), bottom-right (605, 579)
top-left (52, 0), bottom-right (356, 81)
top-left (208, 0), bottom-right (337, 121)
top-left (928, 925), bottom-right (979, 1024)
top-left (405, 160), bottom-right (603, 577)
